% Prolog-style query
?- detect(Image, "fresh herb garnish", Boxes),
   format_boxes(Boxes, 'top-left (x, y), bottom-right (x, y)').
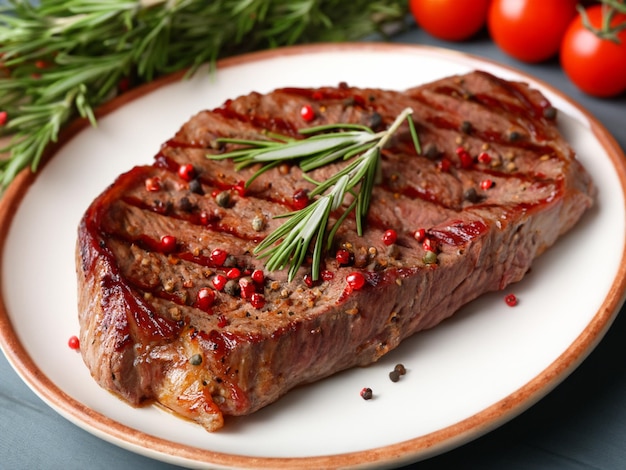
top-left (211, 107), bottom-right (420, 281)
top-left (0, 0), bottom-right (408, 192)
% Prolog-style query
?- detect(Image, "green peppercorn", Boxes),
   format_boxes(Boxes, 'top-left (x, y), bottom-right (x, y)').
top-left (252, 215), bottom-right (265, 232)
top-left (189, 354), bottom-right (203, 366)
top-left (423, 251), bottom-right (438, 265)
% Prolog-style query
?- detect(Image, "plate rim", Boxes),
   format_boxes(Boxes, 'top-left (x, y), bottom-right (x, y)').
top-left (1, 42), bottom-right (626, 469)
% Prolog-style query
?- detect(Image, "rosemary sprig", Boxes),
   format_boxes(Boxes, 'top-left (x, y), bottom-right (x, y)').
top-left (0, 0), bottom-right (408, 192)
top-left (212, 107), bottom-right (420, 280)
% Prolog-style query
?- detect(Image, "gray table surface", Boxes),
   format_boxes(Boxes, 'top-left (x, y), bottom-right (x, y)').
top-left (2, 22), bottom-right (626, 470)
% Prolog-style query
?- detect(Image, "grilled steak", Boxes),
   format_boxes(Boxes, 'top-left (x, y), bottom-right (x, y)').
top-left (76, 70), bottom-right (594, 432)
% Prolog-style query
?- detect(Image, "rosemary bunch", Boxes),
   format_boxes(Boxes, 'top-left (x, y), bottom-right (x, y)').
top-left (212, 108), bottom-right (420, 281)
top-left (0, 0), bottom-right (408, 191)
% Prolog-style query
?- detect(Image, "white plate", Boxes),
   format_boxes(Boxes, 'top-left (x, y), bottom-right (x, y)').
top-left (1, 44), bottom-right (625, 469)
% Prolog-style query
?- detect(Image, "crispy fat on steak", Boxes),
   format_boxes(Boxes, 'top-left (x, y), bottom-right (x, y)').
top-left (76, 71), bottom-right (594, 432)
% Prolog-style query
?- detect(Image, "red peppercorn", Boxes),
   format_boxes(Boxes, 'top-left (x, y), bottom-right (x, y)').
top-left (199, 211), bottom-right (210, 225)
top-left (178, 163), bottom-right (196, 182)
top-left (335, 248), bottom-right (351, 265)
top-left (480, 179), bottom-right (494, 190)
top-left (413, 228), bottom-right (426, 242)
top-left (210, 248), bottom-right (228, 266)
top-left (360, 387), bottom-right (373, 400)
top-left (505, 293), bottom-right (518, 307)
top-left (438, 157), bottom-right (451, 172)
top-left (321, 270), bottom-right (334, 281)
top-left (196, 288), bottom-right (216, 311)
top-left (346, 272), bottom-right (366, 291)
top-left (211, 189), bottom-right (220, 198)
top-left (233, 180), bottom-right (247, 197)
top-left (382, 229), bottom-right (397, 245)
top-left (217, 314), bottom-right (229, 328)
top-left (422, 237), bottom-right (436, 252)
top-left (250, 292), bottom-right (265, 309)
top-left (300, 104), bottom-right (315, 122)
top-left (160, 235), bottom-right (177, 253)
top-left (145, 176), bottom-right (161, 192)
top-left (456, 147), bottom-right (474, 169)
top-left (0, 111), bottom-right (7, 126)
top-left (292, 189), bottom-right (309, 210)
top-left (478, 152), bottom-right (492, 164)
top-left (226, 268), bottom-right (241, 279)
top-left (212, 274), bottom-right (227, 291)
top-left (239, 278), bottom-right (256, 299)
top-left (251, 269), bottom-right (265, 285)
top-left (303, 273), bottom-right (319, 288)
top-left (67, 335), bottom-right (80, 350)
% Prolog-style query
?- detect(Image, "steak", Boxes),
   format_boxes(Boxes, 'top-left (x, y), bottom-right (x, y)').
top-left (76, 70), bottom-right (594, 432)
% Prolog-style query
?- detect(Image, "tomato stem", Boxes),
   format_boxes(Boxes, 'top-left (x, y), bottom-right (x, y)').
top-left (579, 2), bottom-right (626, 44)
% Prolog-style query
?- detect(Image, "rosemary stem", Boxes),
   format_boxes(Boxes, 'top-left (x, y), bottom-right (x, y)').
top-left (375, 107), bottom-right (414, 150)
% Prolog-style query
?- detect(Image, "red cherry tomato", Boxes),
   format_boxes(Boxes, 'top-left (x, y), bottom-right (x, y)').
top-left (561, 5), bottom-right (626, 98)
top-left (409, 0), bottom-right (490, 42)
top-left (488, 0), bottom-right (578, 63)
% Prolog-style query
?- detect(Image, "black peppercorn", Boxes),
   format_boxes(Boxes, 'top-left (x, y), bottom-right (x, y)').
top-left (223, 279), bottom-right (241, 297)
top-left (463, 187), bottom-right (480, 203)
top-left (368, 112), bottom-right (383, 130)
top-left (423, 143), bottom-right (440, 160)
top-left (178, 196), bottom-right (193, 212)
top-left (389, 369), bottom-right (400, 382)
top-left (394, 363), bottom-right (406, 375)
top-left (543, 106), bottom-right (557, 120)
top-left (189, 179), bottom-right (204, 195)
top-left (216, 190), bottom-right (231, 208)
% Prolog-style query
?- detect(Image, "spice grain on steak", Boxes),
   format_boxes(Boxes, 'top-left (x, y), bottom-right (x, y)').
top-left (76, 71), bottom-right (595, 432)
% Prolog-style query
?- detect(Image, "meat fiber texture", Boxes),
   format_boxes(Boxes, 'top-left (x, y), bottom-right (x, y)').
top-left (76, 71), bottom-right (594, 432)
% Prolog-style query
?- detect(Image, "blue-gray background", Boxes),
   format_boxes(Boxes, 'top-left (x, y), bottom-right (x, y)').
top-left (1, 10), bottom-right (626, 470)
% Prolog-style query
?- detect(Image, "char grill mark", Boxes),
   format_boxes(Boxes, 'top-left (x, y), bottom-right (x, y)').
top-left (76, 71), bottom-right (594, 432)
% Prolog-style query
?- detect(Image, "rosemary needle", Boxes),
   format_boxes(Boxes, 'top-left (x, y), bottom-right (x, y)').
top-left (212, 107), bottom-right (421, 281)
